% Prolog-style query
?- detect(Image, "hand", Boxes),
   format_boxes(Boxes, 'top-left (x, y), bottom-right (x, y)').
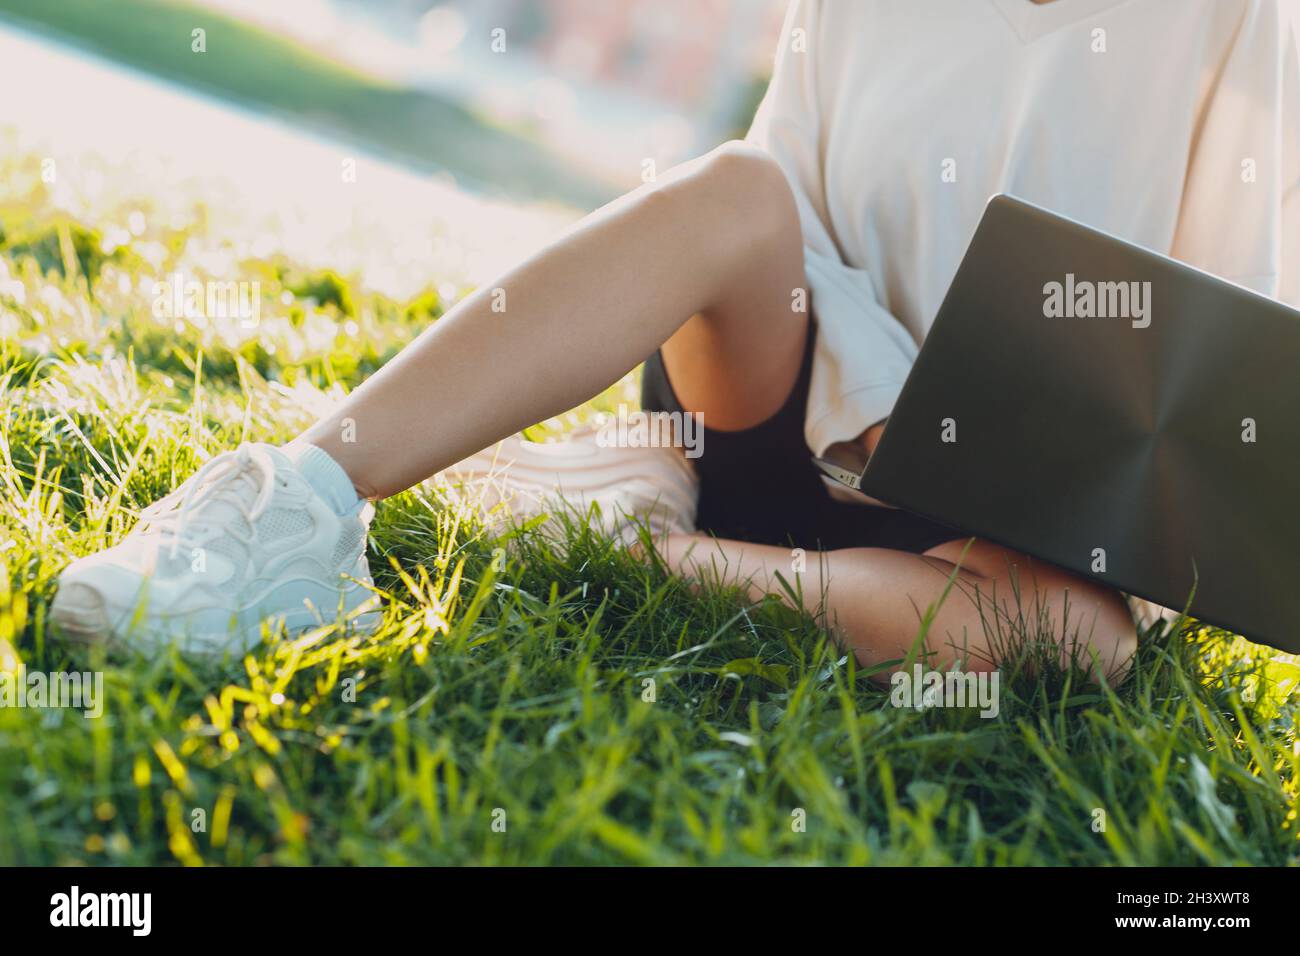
top-left (861, 419), bottom-right (887, 457)
top-left (823, 420), bottom-right (887, 473)
top-left (821, 419), bottom-right (895, 508)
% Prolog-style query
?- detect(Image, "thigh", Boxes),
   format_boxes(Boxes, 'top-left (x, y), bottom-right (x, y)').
top-left (642, 323), bottom-right (824, 546)
top-left (655, 147), bottom-right (809, 432)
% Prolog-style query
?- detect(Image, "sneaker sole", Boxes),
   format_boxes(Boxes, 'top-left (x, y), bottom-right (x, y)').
top-left (54, 557), bottom-right (382, 657)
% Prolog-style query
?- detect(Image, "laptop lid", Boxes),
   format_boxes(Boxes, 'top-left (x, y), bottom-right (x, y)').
top-left (842, 194), bottom-right (1300, 653)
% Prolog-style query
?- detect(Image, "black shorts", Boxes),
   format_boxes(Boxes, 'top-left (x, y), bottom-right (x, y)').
top-left (640, 326), bottom-right (962, 553)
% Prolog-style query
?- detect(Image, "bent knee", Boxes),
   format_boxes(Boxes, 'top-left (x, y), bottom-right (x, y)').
top-left (1031, 578), bottom-right (1137, 682)
top-left (1077, 591), bottom-right (1137, 682)
top-left (661, 141), bottom-right (799, 246)
top-left (929, 542), bottom-right (1138, 682)
top-left (696, 140), bottom-right (788, 192)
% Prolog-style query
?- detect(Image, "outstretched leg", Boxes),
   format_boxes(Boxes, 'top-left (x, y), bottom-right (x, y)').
top-left (298, 141), bottom-right (810, 499)
top-left (52, 142), bottom-right (812, 652)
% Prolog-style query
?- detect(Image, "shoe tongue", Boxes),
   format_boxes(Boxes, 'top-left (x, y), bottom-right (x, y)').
top-left (200, 471), bottom-right (259, 529)
top-left (170, 457), bottom-right (263, 540)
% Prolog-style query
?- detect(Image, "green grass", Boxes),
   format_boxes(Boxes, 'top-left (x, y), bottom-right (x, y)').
top-left (0, 158), bottom-right (1298, 867)
top-left (0, 0), bottom-right (615, 208)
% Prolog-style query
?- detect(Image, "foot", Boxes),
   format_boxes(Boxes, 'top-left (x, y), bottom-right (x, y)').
top-left (438, 424), bottom-right (699, 547)
top-left (51, 443), bottom-right (380, 655)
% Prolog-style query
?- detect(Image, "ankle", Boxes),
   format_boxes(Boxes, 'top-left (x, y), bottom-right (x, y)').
top-left (283, 439), bottom-right (366, 514)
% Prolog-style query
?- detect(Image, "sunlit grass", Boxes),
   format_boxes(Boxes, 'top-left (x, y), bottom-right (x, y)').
top-left (0, 158), bottom-right (1296, 866)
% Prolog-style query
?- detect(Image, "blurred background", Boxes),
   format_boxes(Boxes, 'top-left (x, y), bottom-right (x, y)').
top-left (0, 0), bottom-right (784, 201)
top-left (0, 0), bottom-right (784, 299)
top-left (0, 0), bottom-right (785, 433)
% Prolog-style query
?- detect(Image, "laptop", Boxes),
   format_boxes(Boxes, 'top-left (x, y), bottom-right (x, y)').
top-left (814, 194), bottom-right (1300, 654)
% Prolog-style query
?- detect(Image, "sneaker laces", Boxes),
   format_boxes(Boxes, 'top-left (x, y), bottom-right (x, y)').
top-left (138, 445), bottom-right (279, 559)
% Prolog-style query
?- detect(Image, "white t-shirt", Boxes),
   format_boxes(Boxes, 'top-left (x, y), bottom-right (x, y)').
top-left (748, 0), bottom-right (1300, 456)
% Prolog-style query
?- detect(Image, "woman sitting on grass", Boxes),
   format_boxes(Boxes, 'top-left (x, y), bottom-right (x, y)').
top-left (52, 0), bottom-right (1298, 680)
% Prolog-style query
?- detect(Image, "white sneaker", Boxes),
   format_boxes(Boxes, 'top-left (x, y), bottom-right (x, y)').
top-left (51, 443), bottom-right (380, 655)
top-left (438, 425), bottom-right (699, 547)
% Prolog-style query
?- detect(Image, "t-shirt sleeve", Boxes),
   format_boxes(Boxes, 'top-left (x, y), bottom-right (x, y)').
top-left (745, 0), bottom-right (920, 455)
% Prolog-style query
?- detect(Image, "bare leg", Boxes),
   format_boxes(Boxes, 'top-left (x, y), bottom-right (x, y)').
top-left (290, 137), bottom-right (1137, 678)
top-left (658, 533), bottom-right (1138, 681)
top-left (296, 142), bottom-right (808, 499)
